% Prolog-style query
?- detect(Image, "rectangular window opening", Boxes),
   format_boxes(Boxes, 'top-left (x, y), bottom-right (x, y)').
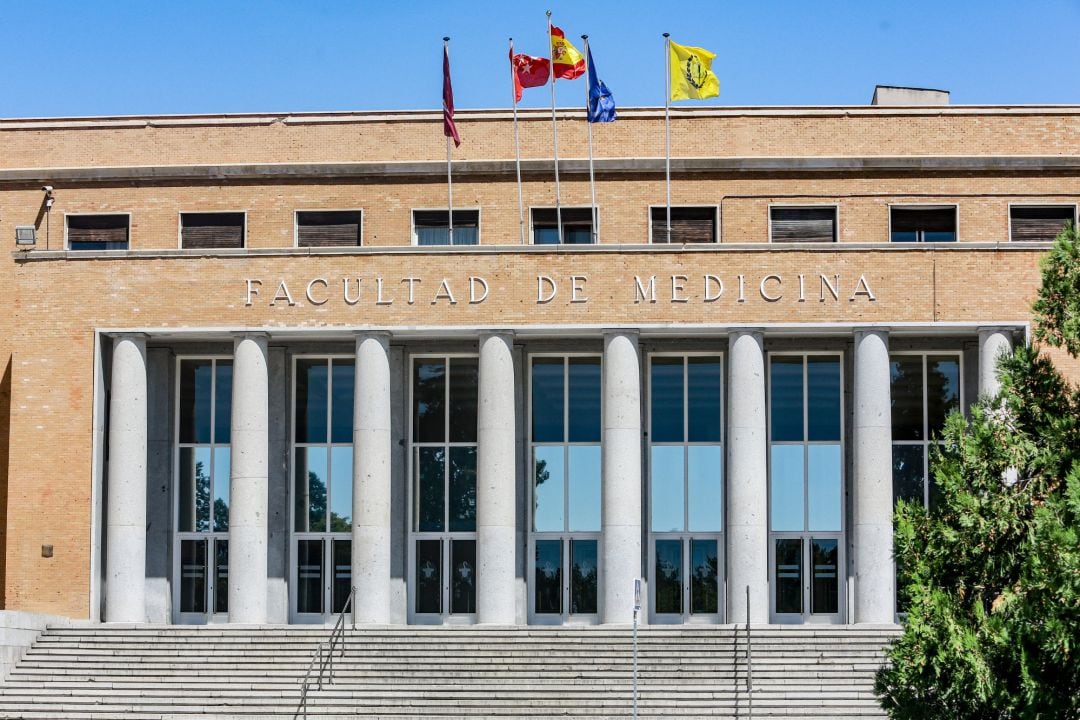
top-left (67, 214), bottom-right (130, 251)
top-left (532, 207), bottom-right (595, 245)
top-left (650, 206), bottom-right (717, 244)
top-left (1009, 206), bottom-right (1075, 243)
top-left (297, 210), bottom-right (362, 247)
top-left (890, 206), bottom-right (956, 243)
top-left (413, 209), bottom-right (479, 246)
top-left (769, 207), bottom-right (836, 243)
top-left (181, 212), bottom-right (245, 249)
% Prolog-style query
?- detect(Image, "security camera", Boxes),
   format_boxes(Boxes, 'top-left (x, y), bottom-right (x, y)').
top-left (42, 186), bottom-right (53, 193)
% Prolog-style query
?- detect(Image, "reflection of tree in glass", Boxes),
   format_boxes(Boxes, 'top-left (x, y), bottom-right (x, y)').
top-left (890, 359), bottom-right (923, 440)
top-left (306, 472), bottom-right (351, 533)
top-left (214, 499), bottom-right (228, 532)
top-left (925, 360), bottom-right (959, 436)
top-left (570, 559), bottom-right (597, 614)
top-left (534, 457), bottom-right (551, 518)
top-left (449, 450), bottom-right (476, 531)
top-left (656, 556), bottom-right (681, 612)
top-left (195, 461), bottom-right (211, 532)
top-left (691, 553), bottom-right (719, 613)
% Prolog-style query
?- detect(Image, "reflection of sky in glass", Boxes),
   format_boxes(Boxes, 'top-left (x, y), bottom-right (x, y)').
top-left (688, 445), bottom-right (722, 531)
top-left (330, 361), bottom-right (354, 443)
top-left (650, 359), bottom-right (683, 443)
top-left (213, 447), bottom-right (230, 532)
top-left (533, 446), bottom-right (564, 531)
top-left (568, 446), bottom-right (601, 532)
top-left (770, 358), bottom-right (804, 442)
top-left (807, 444), bottom-right (841, 531)
top-left (305, 446), bottom-right (328, 532)
top-left (214, 362), bottom-right (232, 444)
top-left (771, 445), bottom-right (804, 531)
top-left (651, 446), bottom-right (684, 531)
top-left (531, 360), bottom-right (564, 443)
top-left (331, 446), bottom-right (352, 528)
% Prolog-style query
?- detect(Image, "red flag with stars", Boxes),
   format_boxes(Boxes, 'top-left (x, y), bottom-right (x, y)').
top-left (511, 51), bottom-right (551, 103)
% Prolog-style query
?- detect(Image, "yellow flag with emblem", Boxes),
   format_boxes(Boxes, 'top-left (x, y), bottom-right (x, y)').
top-left (669, 40), bottom-right (719, 101)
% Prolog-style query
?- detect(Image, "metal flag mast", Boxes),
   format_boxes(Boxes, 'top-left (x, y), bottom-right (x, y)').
top-left (546, 10), bottom-right (563, 245)
top-left (582, 34), bottom-right (598, 244)
top-left (663, 32), bottom-right (672, 244)
top-left (444, 36), bottom-right (455, 245)
top-left (509, 37), bottom-right (526, 245)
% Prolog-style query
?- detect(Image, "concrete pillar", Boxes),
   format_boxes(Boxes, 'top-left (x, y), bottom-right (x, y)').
top-left (352, 333), bottom-right (392, 624)
top-left (979, 328), bottom-right (1014, 399)
top-left (228, 333), bottom-right (269, 624)
top-left (476, 332), bottom-right (517, 624)
top-left (852, 329), bottom-right (895, 624)
top-left (601, 331), bottom-right (641, 624)
top-left (105, 333), bottom-right (148, 623)
top-left (726, 330), bottom-right (769, 624)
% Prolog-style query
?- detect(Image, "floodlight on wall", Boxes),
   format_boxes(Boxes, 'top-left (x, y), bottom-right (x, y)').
top-left (15, 225), bottom-right (37, 247)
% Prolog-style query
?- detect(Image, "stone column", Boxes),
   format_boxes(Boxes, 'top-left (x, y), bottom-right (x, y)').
top-left (228, 333), bottom-right (269, 624)
top-left (979, 328), bottom-right (1014, 399)
top-left (105, 333), bottom-right (148, 623)
top-left (726, 330), bottom-right (768, 624)
top-left (601, 331), bottom-right (642, 624)
top-left (352, 332), bottom-right (392, 624)
top-left (852, 329), bottom-right (895, 624)
top-left (476, 332), bottom-right (517, 624)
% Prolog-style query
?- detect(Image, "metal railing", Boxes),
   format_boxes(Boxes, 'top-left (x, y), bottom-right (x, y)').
top-left (294, 586), bottom-right (356, 720)
top-left (746, 585), bottom-right (754, 719)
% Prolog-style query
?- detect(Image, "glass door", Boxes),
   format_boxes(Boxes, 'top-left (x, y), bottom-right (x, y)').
top-left (291, 357), bottom-right (354, 623)
top-left (173, 357), bottom-right (232, 624)
top-left (767, 354), bottom-right (845, 623)
top-left (409, 355), bottom-right (478, 623)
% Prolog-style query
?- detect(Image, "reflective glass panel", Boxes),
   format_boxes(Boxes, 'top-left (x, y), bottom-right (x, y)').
top-left (687, 358), bottom-right (723, 443)
top-left (533, 446), bottom-right (565, 532)
top-left (890, 356), bottom-right (924, 441)
top-left (415, 539), bottom-right (442, 614)
top-left (775, 538), bottom-right (803, 614)
top-left (534, 227), bottom-right (560, 245)
top-left (179, 539), bottom-right (207, 614)
top-left (690, 539), bottom-right (719, 615)
top-left (213, 539), bottom-right (229, 614)
top-left (214, 361), bottom-right (232, 444)
top-left (891, 230), bottom-right (918, 243)
top-left (654, 539), bottom-right (683, 614)
top-left (535, 539), bottom-right (562, 614)
top-left (330, 361), bottom-right (354, 444)
top-left (297, 539), bottom-right (324, 615)
top-left (770, 358), bottom-right (804, 442)
top-left (413, 360), bottom-right (446, 443)
top-left (449, 447), bottom-right (477, 532)
top-left (531, 359), bottom-right (564, 443)
top-left (650, 357), bottom-right (684, 443)
top-left (924, 231), bottom-right (955, 243)
top-left (448, 358), bottom-right (479, 443)
top-left (177, 447), bottom-right (201, 533)
top-left (416, 447), bottom-right (445, 533)
top-left (807, 358), bottom-right (841, 442)
top-left (892, 445), bottom-right (925, 506)
top-left (770, 445), bottom-right (805, 532)
top-left (332, 540), bottom-right (351, 614)
top-left (568, 446), bottom-right (601, 532)
top-left (807, 444), bottom-right (842, 532)
top-left (687, 445), bottom-right (723, 532)
top-left (179, 360), bottom-right (213, 444)
top-left (650, 446), bottom-right (685, 532)
top-left (811, 538), bottom-right (839, 614)
top-left (568, 358), bottom-right (602, 443)
top-left (296, 360), bottom-right (328, 444)
top-left (295, 447), bottom-right (328, 532)
top-left (213, 447), bottom-right (230, 532)
top-left (570, 539), bottom-right (598, 615)
top-left (451, 539), bottom-right (476, 614)
top-left (927, 356), bottom-right (960, 436)
top-left (330, 446), bottom-right (353, 531)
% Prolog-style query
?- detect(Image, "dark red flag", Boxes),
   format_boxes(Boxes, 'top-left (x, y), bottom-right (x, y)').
top-left (443, 45), bottom-right (460, 147)
top-left (511, 52), bottom-right (550, 103)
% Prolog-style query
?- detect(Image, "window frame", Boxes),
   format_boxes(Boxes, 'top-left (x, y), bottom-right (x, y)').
top-left (410, 207), bottom-right (483, 247)
top-left (647, 205), bottom-right (721, 244)
top-left (293, 209), bottom-right (364, 248)
top-left (1007, 203), bottom-right (1077, 243)
top-left (529, 205), bottom-right (598, 245)
top-left (767, 204), bottom-right (840, 244)
top-left (177, 210), bottom-right (248, 251)
top-left (64, 212), bottom-right (132, 251)
top-left (888, 204), bottom-right (959, 243)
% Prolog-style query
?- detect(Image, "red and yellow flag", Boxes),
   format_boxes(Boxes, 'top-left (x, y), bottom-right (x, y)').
top-left (550, 26), bottom-right (585, 80)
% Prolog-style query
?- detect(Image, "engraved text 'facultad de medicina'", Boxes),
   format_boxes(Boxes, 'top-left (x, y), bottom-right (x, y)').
top-left (243, 273), bottom-right (877, 307)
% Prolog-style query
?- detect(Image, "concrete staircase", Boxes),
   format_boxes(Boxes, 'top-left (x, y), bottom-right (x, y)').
top-left (0, 625), bottom-right (900, 719)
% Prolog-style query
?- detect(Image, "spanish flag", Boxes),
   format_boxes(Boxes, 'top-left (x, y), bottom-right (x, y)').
top-left (550, 26), bottom-right (585, 80)
top-left (669, 40), bottom-right (719, 101)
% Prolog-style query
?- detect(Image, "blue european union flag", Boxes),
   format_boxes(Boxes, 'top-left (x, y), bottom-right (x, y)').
top-left (586, 45), bottom-right (616, 123)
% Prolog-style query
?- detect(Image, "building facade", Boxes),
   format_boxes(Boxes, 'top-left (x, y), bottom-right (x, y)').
top-left (0, 99), bottom-right (1077, 627)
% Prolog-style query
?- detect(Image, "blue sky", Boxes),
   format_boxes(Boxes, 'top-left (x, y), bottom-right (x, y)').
top-left (3, 0), bottom-right (1078, 117)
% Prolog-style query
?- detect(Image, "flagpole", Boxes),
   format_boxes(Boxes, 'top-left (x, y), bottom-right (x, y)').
top-left (583, 35), bottom-right (598, 244)
top-left (546, 10), bottom-right (563, 245)
top-left (663, 32), bottom-right (672, 245)
top-left (444, 36), bottom-right (454, 245)
top-left (509, 38), bottom-right (526, 245)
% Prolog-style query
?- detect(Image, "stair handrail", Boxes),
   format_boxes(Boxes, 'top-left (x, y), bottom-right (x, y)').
top-left (746, 584), bottom-right (753, 719)
top-left (294, 585), bottom-right (356, 720)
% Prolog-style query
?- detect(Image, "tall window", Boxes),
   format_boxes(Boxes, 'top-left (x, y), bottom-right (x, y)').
top-left (293, 357), bottom-right (354, 618)
top-left (175, 358), bottom-right (232, 619)
top-left (648, 355), bottom-right (723, 621)
top-left (413, 210), bottom-right (479, 246)
top-left (768, 354), bottom-right (843, 620)
top-left (531, 208), bottom-right (595, 244)
top-left (410, 356), bottom-right (478, 619)
top-left (530, 356), bottom-right (602, 620)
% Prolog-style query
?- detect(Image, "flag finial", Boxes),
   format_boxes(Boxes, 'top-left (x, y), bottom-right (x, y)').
top-left (546, 10), bottom-right (552, 18)
top-left (662, 32), bottom-right (670, 38)
top-left (581, 34), bottom-right (588, 40)
top-left (443, 36), bottom-right (450, 42)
